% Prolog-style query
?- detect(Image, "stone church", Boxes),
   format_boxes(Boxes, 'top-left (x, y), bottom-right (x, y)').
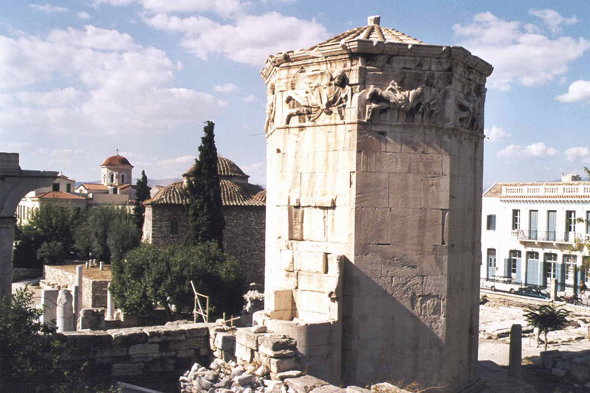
top-left (142, 156), bottom-right (266, 286)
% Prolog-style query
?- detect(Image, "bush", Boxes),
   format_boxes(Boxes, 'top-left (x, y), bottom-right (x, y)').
top-left (111, 243), bottom-right (246, 320)
top-left (0, 288), bottom-right (114, 392)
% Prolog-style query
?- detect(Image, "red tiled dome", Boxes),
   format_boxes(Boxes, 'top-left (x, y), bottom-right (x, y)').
top-left (101, 154), bottom-right (133, 167)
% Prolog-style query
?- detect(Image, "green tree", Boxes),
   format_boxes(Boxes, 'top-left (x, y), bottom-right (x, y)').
top-left (132, 170), bottom-right (150, 233)
top-left (524, 304), bottom-right (569, 351)
top-left (13, 202), bottom-right (81, 268)
top-left (185, 121), bottom-right (225, 248)
top-left (75, 204), bottom-right (140, 263)
top-left (111, 243), bottom-right (246, 320)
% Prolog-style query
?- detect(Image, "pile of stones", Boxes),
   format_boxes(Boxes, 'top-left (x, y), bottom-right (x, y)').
top-left (179, 358), bottom-right (300, 393)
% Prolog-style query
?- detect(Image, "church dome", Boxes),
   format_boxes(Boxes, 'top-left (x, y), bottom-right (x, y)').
top-left (184, 155), bottom-right (249, 178)
top-left (101, 154), bottom-right (133, 167)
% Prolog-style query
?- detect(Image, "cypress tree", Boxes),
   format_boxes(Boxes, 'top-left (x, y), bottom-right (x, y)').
top-left (185, 121), bottom-right (225, 248)
top-left (133, 170), bottom-right (150, 233)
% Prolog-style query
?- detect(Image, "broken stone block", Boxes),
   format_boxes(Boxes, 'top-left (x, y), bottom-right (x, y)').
top-left (269, 357), bottom-right (298, 374)
top-left (283, 375), bottom-right (326, 393)
top-left (276, 370), bottom-right (302, 381)
top-left (258, 335), bottom-right (297, 352)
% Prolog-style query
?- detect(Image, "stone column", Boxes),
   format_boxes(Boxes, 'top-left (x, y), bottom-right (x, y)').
top-left (0, 153), bottom-right (57, 297)
top-left (106, 283), bottom-right (114, 320)
top-left (56, 289), bottom-right (74, 332)
top-left (72, 285), bottom-right (80, 330)
top-left (75, 265), bottom-right (83, 312)
top-left (509, 324), bottom-right (522, 378)
top-left (41, 288), bottom-right (59, 325)
top-left (551, 278), bottom-right (558, 300)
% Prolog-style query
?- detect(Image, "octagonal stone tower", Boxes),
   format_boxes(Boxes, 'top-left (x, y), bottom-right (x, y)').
top-left (259, 16), bottom-right (492, 391)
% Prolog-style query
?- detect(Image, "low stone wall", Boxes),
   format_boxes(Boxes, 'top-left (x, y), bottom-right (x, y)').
top-left (60, 323), bottom-right (213, 378)
top-left (44, 265), bottom-right (110, 308)
top-left (78, 308), bottom-right (173, 330)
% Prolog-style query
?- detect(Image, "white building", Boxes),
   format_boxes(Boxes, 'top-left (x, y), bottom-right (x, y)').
top-left (481, 174), bottom-right (590, 295)
top-left (17, 153), bottom-right (136, 225)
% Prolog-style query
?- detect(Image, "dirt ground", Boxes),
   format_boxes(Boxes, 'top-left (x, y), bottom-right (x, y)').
top-left (479, 302), bottom-right (590, 392)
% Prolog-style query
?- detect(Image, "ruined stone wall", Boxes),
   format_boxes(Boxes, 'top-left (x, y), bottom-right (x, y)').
top-left (223, 207), bottom-right (265, 286)
top-left (44, 265), bottom-right (109, 308)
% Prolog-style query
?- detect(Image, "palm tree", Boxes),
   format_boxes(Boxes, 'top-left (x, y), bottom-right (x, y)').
top-left (524, 305), bottom-right (569, 351)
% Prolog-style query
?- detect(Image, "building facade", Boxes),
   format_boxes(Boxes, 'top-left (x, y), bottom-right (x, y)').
top-left (142, 156), bottom-right (266, 286)
top-left (481, 174), bottom-right (590, 295)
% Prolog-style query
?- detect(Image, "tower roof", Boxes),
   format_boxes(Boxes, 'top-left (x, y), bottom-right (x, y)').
top-left (308, 15), bottom-right (424, 50)
top-left (101, 154), bottom-right (133, 167)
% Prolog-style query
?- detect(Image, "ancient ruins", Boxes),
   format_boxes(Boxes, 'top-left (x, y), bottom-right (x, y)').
top-left (256, 15), bottom-right (493, 391)
top-left (0, 153), bottom-right (57, 297)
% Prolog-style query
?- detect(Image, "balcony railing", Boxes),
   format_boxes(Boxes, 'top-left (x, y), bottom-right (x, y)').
top-left (502, 185), bottom-right (590, 197)
top-left (512, 230), bottom-right (584, 243)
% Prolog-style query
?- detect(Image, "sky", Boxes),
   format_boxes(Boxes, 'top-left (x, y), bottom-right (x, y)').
top-left (1, 1), bottom-right (590, 187)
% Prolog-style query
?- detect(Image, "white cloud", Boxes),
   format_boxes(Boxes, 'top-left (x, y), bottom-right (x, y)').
top-left (497, 142), bottom-right (559, 159)
top-left (156, 155), bottom-right (195, 167)
top-left (144, 12), bottom-right (329, 66)
top-left (78, 11), bottom-right (91, 20)
top-left (486, 126), bottom-right (511, 143)
top-left (214, 83), bottom-right (238, 93)
top-left (242, 94), bottom-right (257, 102)
top-left (453, 12), bottom-right (590, 91)
top-left (95, 0), bottom-right (243, 17)
top-left (556, 80), bottom-right (590, 103)
top-left (529, 9), bottom-right (578, 34)
top-left (29, 4), bottom-right (68, 13)
top-left (566, 147), bottom-right (590, 163)
top-left (0, 26), bottom-right (227, 135)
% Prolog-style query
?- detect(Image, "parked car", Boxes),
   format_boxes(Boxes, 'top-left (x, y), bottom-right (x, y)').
top-left (481, 279), bottom-right (520, 294)
top-left (516, 286), bottom-right (549, 299)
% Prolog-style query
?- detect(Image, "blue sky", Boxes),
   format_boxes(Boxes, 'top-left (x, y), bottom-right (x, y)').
top-left (1, 1), bottom-right (589, 187)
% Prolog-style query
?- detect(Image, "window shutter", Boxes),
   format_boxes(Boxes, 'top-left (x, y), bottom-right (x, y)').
top-left (515, 258), bottom-right (522, 284)
top-left (556, 263), bottom-right (564, 291)
top-left (504, 259), bottom-right (511, 277)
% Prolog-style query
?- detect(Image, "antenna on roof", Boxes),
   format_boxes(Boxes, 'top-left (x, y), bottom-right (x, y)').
top-left (116, 147), bottom-right (119, 155)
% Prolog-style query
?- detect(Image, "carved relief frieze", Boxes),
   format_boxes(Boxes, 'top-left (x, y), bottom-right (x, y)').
top-left (455, 83), bottom-right (486, 133)
top-left (284, 69), bottom-right (353, 125)
top-left (359, 76), bottom-right (444, 124)
top-left (264, 83), bottom-right (276, 134)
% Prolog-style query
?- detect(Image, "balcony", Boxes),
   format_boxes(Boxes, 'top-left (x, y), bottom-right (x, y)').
top-left (502, 184), bottom-right (590, 197)
top-left (512, 230), bottom-right (584, 244)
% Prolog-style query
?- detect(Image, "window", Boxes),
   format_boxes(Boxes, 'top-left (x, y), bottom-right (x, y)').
top-left (66, 183), bottom-right (71, 193)
top-left (509, 250), bottom-right (521, 276)
top-left (566, 211), bottom-right (576, 232)
top-left (512, 210), bottom-right (520, 230)
top-left (545, 253), bottom-right (557, 280)
top-left (52, 183), bottom-right (60, 192)
top-left (527, 251), bottom-right (539, 260)
top-left (487, 249), bottom-right (496, 267)
top-left (121, 174), bottom-right (125, 184)
top-left (486, 215), bottom-right (496, 231)
top-left (564, 255), bottom-right (577, 284)
top-left (170, 218), bottom-right (179, 235)
top-left (110, 173), bottom-right (115, 183)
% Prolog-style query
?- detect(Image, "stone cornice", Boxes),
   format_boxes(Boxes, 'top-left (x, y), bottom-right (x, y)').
top-left (261, 42), bottom-right (493, 83)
